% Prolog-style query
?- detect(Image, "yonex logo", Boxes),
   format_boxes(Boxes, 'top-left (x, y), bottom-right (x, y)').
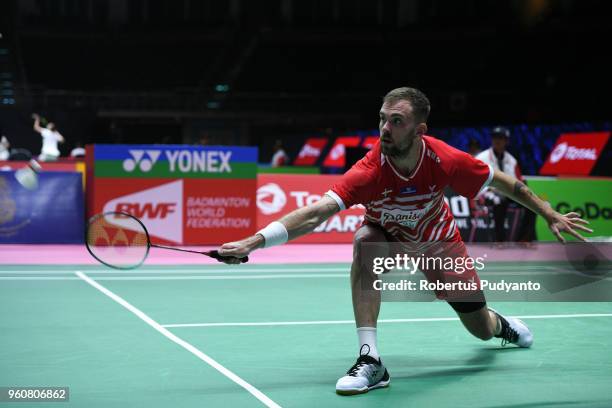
top-left (123, 150), bottom-right (162, 172)
top-left (257, 183), bottom-right (287, 215)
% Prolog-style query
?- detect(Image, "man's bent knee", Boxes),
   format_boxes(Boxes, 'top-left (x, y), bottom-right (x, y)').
top-left (353, 225), bottom-right (389, 259)
top-left (352, 225), bottom-right (389, 282)
top-left (353, 224), bottom-right (388, 245)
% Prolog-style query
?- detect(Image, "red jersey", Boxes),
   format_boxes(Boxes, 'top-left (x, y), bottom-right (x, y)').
top-left (327, 136), bottom-right (493, 246)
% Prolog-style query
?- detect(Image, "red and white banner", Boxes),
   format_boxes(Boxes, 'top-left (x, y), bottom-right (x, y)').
top-left (257, 174), bottom-right (365, 243)
top-left (92, 178), bottom-right (256, 245)
top-left (322, 136), bottom-right (361, 168)
top-left (362, 136), bottom-right (379, 149)
top-left (540, 132), bottom-right (609, 176)
top-left (293, 138), bottom-right (329, 166)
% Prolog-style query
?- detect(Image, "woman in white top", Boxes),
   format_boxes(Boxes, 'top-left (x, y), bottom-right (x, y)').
top-left (33, 113), bottom-right (65, 161)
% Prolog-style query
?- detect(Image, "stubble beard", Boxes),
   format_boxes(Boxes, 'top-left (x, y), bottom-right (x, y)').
top-left (381, 131), bottom-right (416, 158)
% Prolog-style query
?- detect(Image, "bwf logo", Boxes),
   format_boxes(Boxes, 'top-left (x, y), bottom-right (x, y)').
top-left (123, 150), bottom-right (161, 172)
top-left (103, 180), bottom-right (183, 243)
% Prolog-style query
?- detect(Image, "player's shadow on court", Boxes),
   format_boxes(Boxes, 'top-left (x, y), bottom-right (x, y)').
top-left (389, 348), bottom-right (498, 382)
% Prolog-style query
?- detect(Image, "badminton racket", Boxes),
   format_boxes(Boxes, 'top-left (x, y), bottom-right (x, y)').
top-left (85, 211), bottom-right (248, 269)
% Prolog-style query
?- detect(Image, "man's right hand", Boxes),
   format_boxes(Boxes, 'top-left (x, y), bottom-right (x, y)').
top-left (218, 235), bottom-right (265, 264)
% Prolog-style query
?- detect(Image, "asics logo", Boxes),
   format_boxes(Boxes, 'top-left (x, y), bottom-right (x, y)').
top-left (123, 150), bottom-right (161, 172)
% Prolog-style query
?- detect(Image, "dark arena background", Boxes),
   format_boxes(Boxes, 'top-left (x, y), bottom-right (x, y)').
top-left (0, 1), bottom-right (611, 407)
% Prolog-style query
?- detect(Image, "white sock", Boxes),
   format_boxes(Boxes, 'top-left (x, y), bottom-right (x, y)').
top-left (357, 327), bottom-right (380, 360)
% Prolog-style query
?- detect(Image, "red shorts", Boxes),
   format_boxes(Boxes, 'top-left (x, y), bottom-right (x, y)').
top-left (374, 225), bottom-right (485, 303)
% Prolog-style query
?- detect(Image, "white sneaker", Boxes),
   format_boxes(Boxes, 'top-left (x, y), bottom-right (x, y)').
top-left (490, 308), bottom-right (534, 348)
top-left (335, 345), bottom-right (390, 396)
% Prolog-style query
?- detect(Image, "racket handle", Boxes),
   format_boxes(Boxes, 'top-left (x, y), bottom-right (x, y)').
top-left (206, 250), bottom-right (249, 264)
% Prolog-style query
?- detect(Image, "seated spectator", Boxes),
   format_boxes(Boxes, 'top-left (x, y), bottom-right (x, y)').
top-left (271, 140), bottom-right (289, 167)
top-left (70, 141), bottom-right (86, 158)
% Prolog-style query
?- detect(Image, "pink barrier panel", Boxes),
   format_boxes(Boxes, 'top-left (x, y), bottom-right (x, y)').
top-left (0, 243), bottom-right (578, 266)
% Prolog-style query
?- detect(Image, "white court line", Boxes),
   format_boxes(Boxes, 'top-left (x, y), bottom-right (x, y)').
top-left (0, 265), bottom-right (558, 275)
top-left (1, 271), bottom-right (606, 281)
top-left (75, 271), bottom-right (280, 408)
top-left (0, 267), bottom-right (349, 275)
top-left (0, 274), bottom-right (347, 281)
top-left (162, 313), bottom-right (612, 329)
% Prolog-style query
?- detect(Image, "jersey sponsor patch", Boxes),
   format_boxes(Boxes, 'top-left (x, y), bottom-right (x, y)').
top-left (400, 186), bottom-right (417, 194)
top-left (381, 207), bottom-right (428, 228)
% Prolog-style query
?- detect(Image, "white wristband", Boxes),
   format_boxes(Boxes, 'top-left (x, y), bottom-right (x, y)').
top-left (257, 221), bottom-right (289, 248)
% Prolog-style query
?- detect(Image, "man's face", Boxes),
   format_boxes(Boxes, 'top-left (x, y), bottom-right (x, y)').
top-left (491, 135), bottom-right (508, 153)
top-left (379, 100), bottom-right (423, 158)
top-left (47, 122), bottom-right (56, 131)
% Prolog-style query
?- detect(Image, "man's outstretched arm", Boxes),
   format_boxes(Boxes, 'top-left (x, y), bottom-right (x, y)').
top-left (489, 169), bottom-right (593, 242)
top-left (32, 114), bottom-right (43, 133)
top-left (217, 195), bottom-right (341, 263)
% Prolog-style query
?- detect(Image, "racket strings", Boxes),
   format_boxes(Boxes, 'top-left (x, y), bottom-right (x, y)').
top-left (86, 213), bottom-right (150, 269)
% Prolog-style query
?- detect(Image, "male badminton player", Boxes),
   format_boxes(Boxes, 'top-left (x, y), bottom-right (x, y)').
top-left (218, 87), bottom-right (592, 395)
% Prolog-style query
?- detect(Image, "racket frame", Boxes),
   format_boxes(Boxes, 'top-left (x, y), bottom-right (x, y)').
top-left (85, 211), bottom-right (248, 269)
top-left (85, 211), bottom-right (152, 270)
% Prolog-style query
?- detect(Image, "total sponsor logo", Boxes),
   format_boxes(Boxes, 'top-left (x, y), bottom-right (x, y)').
top-left (257, 183), bottom-right (287, 215)
top-left (256, 183), bottom-right (364, 233)
top-left (103, 180), bottom-right (183, 243)
top-left (549, 142), bottom-right (598, 164)
top-left (122, 149), bottom-right (232, 173)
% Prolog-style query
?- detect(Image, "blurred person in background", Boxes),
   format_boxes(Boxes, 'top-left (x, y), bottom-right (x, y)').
top-left (468, 138), bottom-right (481, 156)
top-left (271, 139), bottom-right (289, 167)
top-left (0, 135), bottom-right (9, 160)
top-left (32, 113), bottom-right (64, 161)
top-left (476, 127), bottom-right (536, 246)
top-left (69, 141), bottom-right (85, 158)
top-left (199, 133), bottom-right (211, 146)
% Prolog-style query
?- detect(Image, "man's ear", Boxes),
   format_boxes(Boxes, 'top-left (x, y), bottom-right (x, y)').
top-left (416, 123), bottom-right (428, 137)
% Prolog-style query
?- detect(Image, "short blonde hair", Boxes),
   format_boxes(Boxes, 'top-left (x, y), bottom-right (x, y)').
top-left (383, 87), bottom-right (431, 123)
